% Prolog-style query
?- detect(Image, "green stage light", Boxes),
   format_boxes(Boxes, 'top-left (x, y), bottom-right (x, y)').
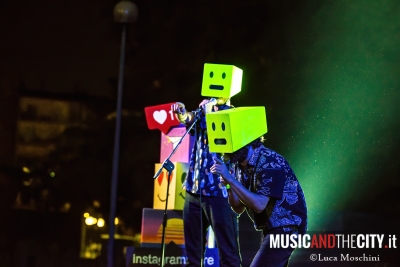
top-left (281, 1), bottom-right (400, 230)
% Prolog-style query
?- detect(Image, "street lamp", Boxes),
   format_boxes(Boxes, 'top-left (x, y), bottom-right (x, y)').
top-left (108, 2), bottom-right (138, 267)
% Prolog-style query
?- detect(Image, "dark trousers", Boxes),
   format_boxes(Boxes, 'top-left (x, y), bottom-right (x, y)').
top-left (250, 227), bottom-right (296, 267)
top-left (183, 192), bottom-right (242, 267)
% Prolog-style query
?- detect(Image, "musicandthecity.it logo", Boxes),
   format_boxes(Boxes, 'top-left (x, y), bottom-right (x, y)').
top-left (270, 233), bottom-right (397, 249)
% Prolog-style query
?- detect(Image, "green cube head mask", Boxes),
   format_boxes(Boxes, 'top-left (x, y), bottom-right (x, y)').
top-left (206, 107), bottom-right (268, 153)
top-left (201, 63), bottom-right (243, 98)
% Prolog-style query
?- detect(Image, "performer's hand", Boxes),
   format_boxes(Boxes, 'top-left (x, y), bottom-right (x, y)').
top-left (198, 99), bottom-right (215, 114)
top-left (171, 102), bottom-right (186, 115)
top-left (210, 157), bottom-right (233, 183)
top-left (219, 176), bottom-right (228, 186)
top-left (171, 102), bottom-right (188, 122)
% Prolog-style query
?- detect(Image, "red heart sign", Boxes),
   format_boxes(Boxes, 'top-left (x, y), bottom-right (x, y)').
top-left (144, 103), bottom-right (182, 134)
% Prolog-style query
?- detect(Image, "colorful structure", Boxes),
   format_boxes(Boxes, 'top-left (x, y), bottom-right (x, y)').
top-left (139, 128), bottom-right (192, 247)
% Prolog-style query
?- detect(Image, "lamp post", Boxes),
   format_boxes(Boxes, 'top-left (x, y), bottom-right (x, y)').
top-left (108, 2), bottom-right (138, 267)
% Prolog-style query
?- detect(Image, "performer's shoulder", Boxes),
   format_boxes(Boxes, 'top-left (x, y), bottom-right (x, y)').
top-left (259, 147), bottom-right (287, 161)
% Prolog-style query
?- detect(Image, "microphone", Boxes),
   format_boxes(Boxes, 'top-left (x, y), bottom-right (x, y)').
top-left (194, 98), bottom-right (218, 113)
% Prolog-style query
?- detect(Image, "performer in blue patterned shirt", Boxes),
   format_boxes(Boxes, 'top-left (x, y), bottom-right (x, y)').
top-left (172, 98), bottom-right (242, 267)
top-left (211, 137), bottom-right (307, 267)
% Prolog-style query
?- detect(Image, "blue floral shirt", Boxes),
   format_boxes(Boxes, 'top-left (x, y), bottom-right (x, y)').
top-left (183, 104), bottom-right (231, 198)
top-left (237, 146), bottom-right (308, 234)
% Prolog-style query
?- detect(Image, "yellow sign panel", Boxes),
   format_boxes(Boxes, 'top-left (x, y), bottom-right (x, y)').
top-left (153, 162), bottom-right (188, 210)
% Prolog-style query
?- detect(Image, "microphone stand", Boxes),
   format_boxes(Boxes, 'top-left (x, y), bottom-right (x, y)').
top-left (153, 110), bottom-right (202, 267)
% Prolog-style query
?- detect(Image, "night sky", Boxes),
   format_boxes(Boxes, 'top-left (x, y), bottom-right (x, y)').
top-left (1, 0), bottom-right (400, 236)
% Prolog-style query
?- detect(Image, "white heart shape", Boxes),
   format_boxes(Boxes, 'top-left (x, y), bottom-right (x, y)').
top-left (153, 110), bottom-right (167, 124)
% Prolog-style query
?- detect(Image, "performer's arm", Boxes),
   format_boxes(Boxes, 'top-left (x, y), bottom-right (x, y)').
top-left (172, 99), bottom-right (216, 125)
top-left (211, 158), bottom-right (269, 213)
top-left (227, 189), bottom-right (246, 214)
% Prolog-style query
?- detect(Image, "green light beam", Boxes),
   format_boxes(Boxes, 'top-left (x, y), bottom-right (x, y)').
top-left (282, 0), bottom-right (400, 230)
